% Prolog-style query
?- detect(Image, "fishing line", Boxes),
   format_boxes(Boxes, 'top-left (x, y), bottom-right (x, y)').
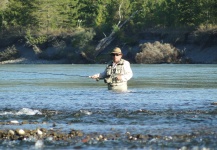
top-left (0, 70), bottom-right (89, 78)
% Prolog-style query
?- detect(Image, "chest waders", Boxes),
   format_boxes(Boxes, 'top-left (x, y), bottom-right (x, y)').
top-left (104, 59), bottom-right (127, 91)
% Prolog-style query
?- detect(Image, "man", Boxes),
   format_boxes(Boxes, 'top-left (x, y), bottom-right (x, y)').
top-left (90, 47), bottom-right (133, 91)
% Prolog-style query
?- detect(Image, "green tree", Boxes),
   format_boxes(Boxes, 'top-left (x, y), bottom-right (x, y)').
top-left (102, 0), bottom-right (132, 32)
top-left (0, 0), bottom-right (9, 32)
top-left (130, 0), bottom-right (148, 29)
top-left (77, 0), bottom-right (99, 27)
top-left (31, 0), bottom-right (59, 32)
top-left (66, 0), bottom-right (79, 28)
top-left (201, 0), bottom-right (217, 25)
top-left (94, 0), bottom-right (109, 28)
top-left (160, 0), bottom-right (179, 27)
top-left (176, 0), bottom-right (198, 26)
top-left (3, 0), bottom-right (36, 28)
top-left (30, 0), bottom-right (79, 31)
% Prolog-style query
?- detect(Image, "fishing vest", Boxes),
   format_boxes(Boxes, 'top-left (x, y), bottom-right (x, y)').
top-left (104, 59), bottom-right (125, 84)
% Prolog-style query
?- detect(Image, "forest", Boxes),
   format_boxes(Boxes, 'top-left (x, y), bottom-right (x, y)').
top-left (0, 0), bottom-right (217, 63)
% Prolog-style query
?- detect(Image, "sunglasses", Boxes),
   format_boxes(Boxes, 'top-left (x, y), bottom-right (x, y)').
top-left (111, 53), bottom-right (121, 56)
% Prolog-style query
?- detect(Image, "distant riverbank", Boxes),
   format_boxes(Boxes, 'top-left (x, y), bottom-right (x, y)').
top-left (1, 28), bottom-right (217, 64)
top-left (1, 44), bottom-right (216, 65)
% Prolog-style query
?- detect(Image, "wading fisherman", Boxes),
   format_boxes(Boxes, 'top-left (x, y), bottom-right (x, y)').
top-left (90, 47), bottom-right (133, 91)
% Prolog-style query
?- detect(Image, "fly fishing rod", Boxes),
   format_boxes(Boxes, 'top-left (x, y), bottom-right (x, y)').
top-left (0, 70), bottom-right (91, 78)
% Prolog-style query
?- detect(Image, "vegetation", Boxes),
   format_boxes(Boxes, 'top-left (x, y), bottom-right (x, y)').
top-left (135, 41), bottom-right (181, 64)
top-left (0, 0), bottom-right (216, 63)
top-left (0, 45), bottom-right (20, 61)
top-left (1, 0), bottom-right (216, 36)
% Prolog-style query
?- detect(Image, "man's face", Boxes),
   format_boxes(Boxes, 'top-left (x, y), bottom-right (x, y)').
top-left (111, 53), bottom-right (122, 63)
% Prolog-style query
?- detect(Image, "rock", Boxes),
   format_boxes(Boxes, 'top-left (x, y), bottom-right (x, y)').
top-left (8, 130), bottom-right (15, 135)
top-left (82, 136), bottom-right (90, 143)
top-left (10, 120), bottom-right (19, 124)
top-left (211, 102), bottom-right (217, 105)
top-left (16, 129), bottom-right (25, 136)
top-left (37, 128), bottom-right (43, 135)
top-left (22, 120), bottom-right (29, 124)
top-left (98, 134), bottom-right (103, 140)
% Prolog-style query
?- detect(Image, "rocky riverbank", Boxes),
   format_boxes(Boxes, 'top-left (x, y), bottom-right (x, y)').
top-left (1, 120), bottom-right (217, 149)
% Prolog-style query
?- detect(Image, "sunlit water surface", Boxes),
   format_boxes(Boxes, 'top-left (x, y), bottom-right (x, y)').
top-left (0, 64), bottom-right (217, 149)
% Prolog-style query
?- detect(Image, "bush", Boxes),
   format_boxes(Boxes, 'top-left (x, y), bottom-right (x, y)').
top-left (72, 28), bottom-right (96, 48)
top-left (25, 29), bottom-right (48, 46)
top-left (135, 41), bottom-right (181, 64)
top-left (192, 24), bottom-right (217, 45)
top-left (0, 45), bottom-right (20, 61)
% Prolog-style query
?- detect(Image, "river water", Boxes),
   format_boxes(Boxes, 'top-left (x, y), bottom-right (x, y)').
top-left (0, 64), bottom-right (217, 149)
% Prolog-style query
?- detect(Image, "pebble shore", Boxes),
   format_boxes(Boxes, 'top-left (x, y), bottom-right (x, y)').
top-left (1, 120), bottom-right (217, 146)
top-left (0, 120), bottom-right (148, 142)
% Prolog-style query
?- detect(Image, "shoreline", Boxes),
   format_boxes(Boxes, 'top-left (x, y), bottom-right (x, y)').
top-left (1, 41), bottom-right (217, 65)
top-left (1, 27), bottom-right (217, 64)
top-left (0, 58), bottom-right (68, 64)
top-left (1, 121), bottom-right (216, 145)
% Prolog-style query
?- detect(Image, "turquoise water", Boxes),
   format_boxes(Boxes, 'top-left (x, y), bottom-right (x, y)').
top-left (0, 64), bottom-right (217, 149)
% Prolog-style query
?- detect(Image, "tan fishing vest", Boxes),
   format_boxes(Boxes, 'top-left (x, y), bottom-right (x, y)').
top-left (104, 59), bottom-right (125, 84)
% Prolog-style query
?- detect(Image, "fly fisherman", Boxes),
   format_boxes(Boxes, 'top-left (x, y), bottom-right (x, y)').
top-left (90, 47), bottom-right (133, 91)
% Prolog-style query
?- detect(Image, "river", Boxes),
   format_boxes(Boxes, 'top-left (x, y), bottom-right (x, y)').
top-left (0, 64), bottom-right (217, 149)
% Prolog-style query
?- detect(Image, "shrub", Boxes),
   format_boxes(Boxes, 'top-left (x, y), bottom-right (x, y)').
top-left (135, 41), bottom-right (181, 64)
top-left (72, 29), bottom-right (96, 48)
top-left (0, 45), bottom-right (20, 61)
top-left (192, 24), bottom-right (217, 45)
top-left (25, 29), bottom-right (48, 46)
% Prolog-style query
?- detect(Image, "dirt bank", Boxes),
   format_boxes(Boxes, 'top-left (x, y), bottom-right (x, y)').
top-left (0, 29), bottom-right (217, 64)
top-left (1, 44), bottom-right (217, 64)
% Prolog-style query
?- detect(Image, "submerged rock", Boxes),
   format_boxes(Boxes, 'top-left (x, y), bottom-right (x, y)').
top-left (35, 140), bottom-right (44, 148)
top-left (211, 102), bottom-right (217, 105)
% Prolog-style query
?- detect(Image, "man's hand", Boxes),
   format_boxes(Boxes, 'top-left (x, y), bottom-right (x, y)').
top-left (115, 75), bottom-right (122, 81)
top-left (90, 74), bottom-right (99, 79)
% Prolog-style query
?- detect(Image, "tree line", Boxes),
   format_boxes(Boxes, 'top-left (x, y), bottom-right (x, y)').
top-left (0, 0), bottom-right (216, 36)
top-left (0, 0), bottom-right (216, 63)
